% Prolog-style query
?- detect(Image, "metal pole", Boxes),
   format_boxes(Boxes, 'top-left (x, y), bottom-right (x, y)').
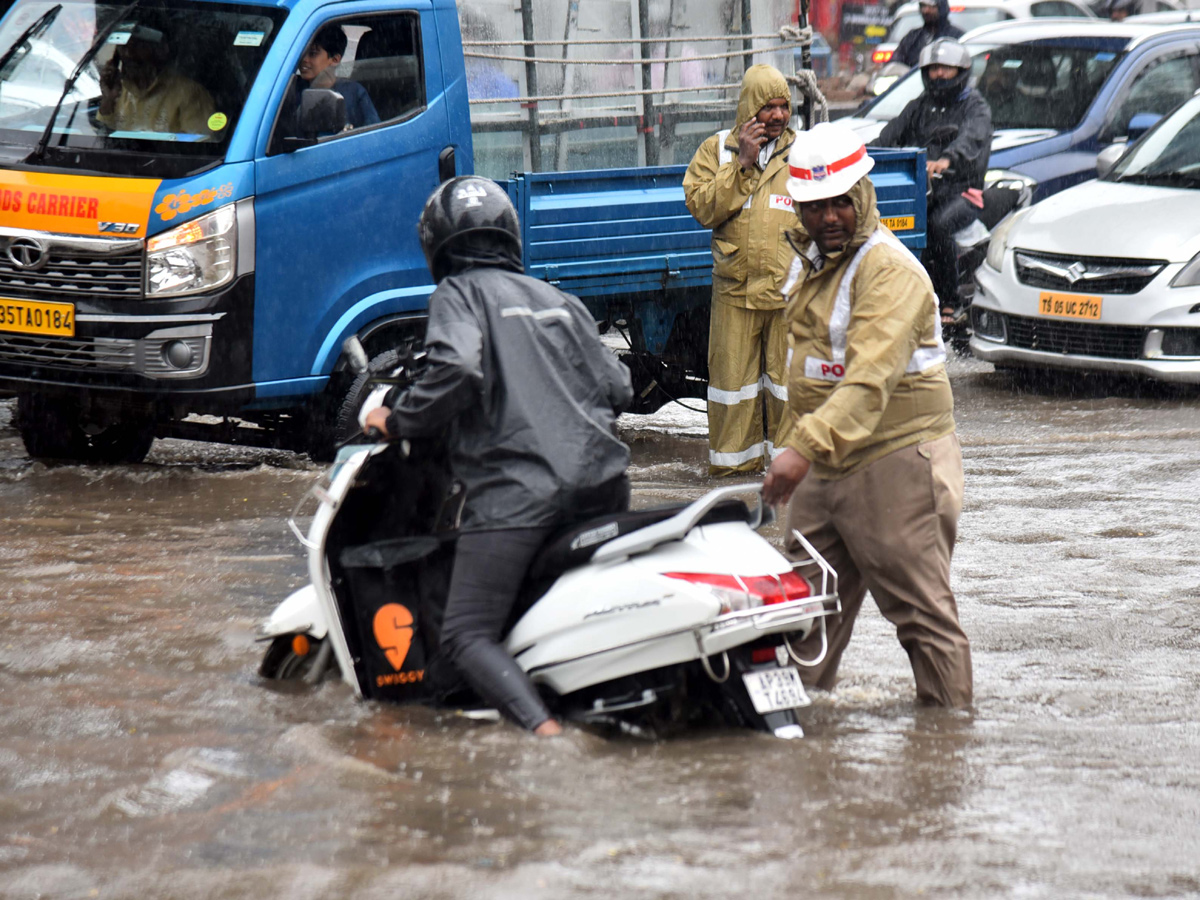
top-left (741, 0), bottom-right (753, 75)
top-left (637, 0), bottom-right (658, 166)
top-left (520, 0), bottom-right (543, 171)
top-left (798, 0), bottom-right (813, 130)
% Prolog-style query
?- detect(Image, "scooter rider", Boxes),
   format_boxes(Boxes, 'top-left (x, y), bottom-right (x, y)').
top-left (873, 38), bottom-right (992, 326)
top-left (363, 176), bottom-right (634, 736)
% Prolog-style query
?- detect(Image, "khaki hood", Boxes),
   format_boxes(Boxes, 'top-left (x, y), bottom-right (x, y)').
top-left (732, 64), bottom-right (791, 134)
top-left (787, 174), bottom-right (882, 266)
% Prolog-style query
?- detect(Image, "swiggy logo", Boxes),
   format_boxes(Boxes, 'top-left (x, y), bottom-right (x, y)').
top-left (373, 603), bottom-right (414, 671)
top-left (154, 182), bottom-right (234, 222)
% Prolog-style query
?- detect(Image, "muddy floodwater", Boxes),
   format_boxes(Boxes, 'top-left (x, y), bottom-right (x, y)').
top-left (2, 357), bottom-right (1199, 899)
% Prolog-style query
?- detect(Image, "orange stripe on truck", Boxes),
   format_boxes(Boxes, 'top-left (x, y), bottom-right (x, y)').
top-left (0, 171), bottom-right (161, 237)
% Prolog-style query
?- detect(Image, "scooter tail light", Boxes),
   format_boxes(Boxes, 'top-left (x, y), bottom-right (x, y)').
top-left (664, 571), bottom-right (812, 612)
top-left (871, 49), bottom-right (893, 64)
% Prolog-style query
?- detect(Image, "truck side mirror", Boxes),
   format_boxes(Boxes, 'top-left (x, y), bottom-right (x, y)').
top-left (281, 89), bottom-right (348, 151)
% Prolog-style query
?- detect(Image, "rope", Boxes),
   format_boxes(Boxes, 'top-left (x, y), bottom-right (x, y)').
top-left (469, 83), bottom-right (743, 105)
top-left (465, 41), bottom-right (808, 66)
top-left (788, 69), bottom-right (829, 124)
top-left (463, 30), bottom-right (811, 47)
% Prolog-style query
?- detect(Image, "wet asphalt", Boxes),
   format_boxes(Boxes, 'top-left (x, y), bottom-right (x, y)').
top-left (1, 354), bottom-right (1199, 899)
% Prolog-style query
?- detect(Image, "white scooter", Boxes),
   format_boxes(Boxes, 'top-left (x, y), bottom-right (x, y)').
top-left (258, 340), bottom-right (841, 738)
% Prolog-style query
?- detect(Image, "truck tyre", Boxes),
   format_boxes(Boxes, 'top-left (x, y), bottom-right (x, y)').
top-left (333, 348), bottom-right (404, 444)
top-left (16, 394), bottom-right (155, 464)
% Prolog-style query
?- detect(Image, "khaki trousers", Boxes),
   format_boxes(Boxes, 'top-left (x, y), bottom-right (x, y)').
top-left (785, 433), bottom-right (972, 707)
top-left (707, 301), bottom-right (790, 476)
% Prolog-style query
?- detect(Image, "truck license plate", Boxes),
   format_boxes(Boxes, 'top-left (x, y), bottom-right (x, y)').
top-left (742, 666), bottom-right (811, 714)
top-left (1038, 291), bottom-right (1102, 321)
top-left (0, 297), bottom-right (75, 337)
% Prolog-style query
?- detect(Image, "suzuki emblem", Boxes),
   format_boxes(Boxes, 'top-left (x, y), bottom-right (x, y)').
top-left (1065, 262), bottom-right (1087, 285)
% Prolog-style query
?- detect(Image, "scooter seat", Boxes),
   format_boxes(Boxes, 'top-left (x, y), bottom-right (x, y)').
top-left (526, 498), bottom-right (751, 586)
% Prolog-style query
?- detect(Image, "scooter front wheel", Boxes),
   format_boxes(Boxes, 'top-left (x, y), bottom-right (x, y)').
top-left (260, 634), bottom-right (332, 682)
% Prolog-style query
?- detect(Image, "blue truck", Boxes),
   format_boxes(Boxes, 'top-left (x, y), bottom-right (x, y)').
top-left (0, 0), bottom-right (926, 462)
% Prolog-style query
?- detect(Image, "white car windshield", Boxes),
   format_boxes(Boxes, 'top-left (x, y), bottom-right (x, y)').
top-left (865, 43), bottom-right (1125, 132)
top-left (0, 0), bottom-right (287, 177)
top-left (1109, 93), bottom-right (1200, 189)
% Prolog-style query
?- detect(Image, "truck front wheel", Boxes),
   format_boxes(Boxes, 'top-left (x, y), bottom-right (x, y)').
top-left (16, 394), bottom-right (155, 464)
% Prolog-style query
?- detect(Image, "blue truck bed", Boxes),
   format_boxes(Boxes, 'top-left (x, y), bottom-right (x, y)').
top-left (505, 147), bottom-right (928, 300)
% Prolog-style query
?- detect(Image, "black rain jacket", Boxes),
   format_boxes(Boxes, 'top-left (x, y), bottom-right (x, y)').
top-left (893, 0), bottom-right (964, 68)
top-left (385, 235), bottom-right (633, 531)
top-left (875, 85), bottom-right (993, 197)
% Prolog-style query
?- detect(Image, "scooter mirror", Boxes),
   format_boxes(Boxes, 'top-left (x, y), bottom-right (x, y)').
top-left (342, 336), bottom-right (370, 375)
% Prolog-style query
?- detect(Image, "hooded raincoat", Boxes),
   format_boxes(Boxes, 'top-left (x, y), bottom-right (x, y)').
top-left (894, 0), bottom-right (964, 68)
top-left (782, 176), bottom-right (955, 480)
top-left (683, 64), bottom-right (796, 474)
top-left (385, 236), bottom-right (633, 531)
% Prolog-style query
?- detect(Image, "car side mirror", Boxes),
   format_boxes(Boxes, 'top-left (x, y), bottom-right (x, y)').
top-left (281, 89), bottom-right (347, 151)
top-left (1127, 111), bottom-right (1162, 142)
top-left (1096, 142), bottom-right (1126, 179)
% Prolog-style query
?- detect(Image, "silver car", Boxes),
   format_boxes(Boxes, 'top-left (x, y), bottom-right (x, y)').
top-left (971, 90), bottom-right (1200, 380)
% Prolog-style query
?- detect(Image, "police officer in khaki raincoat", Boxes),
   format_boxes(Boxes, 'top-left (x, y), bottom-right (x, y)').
top-left (683, 64), bottom-right (797, 476)
top-left (763, 122), bottom-right (972, 708)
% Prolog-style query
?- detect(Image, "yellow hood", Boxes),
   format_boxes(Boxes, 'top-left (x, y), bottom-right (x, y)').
top-left (787, 173), bottom-right (882, 264)
top-left (732, 64), bottom-right (791, 133)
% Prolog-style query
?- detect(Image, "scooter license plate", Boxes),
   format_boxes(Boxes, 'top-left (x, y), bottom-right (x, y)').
top-left (742, 666), bottom-right (811, 714)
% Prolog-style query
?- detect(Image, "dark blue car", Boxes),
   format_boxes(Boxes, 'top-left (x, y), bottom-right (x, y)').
top-left (840, 19), bottom-right (1200, 201)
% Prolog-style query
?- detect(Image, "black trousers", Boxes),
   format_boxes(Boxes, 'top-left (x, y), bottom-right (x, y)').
top-left (924, 193), bottom-right (979, 313)
top-left (440, 477), bottom-right (630, 730)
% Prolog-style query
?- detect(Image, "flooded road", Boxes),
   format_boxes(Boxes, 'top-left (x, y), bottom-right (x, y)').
top-left (2, 357), bottom-right (1199, 899)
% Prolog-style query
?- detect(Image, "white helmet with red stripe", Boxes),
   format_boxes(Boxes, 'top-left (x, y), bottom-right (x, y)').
top-left (785, 122), bottom-right (875, 203)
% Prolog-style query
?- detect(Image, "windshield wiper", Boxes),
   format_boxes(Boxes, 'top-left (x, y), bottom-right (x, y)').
top-left (1117, 171), bottom-right (1200, 188)
top-left (30, 0), bottom-right (141, 162)
top-left (0, 4), bottom-right (63, 76)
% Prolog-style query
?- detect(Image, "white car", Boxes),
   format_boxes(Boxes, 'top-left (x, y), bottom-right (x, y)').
top-left (970, 90), bottom-right (1200, 380)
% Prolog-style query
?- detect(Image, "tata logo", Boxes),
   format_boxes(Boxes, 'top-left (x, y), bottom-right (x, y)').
top-left (5, 238), bottom-right (47, 271)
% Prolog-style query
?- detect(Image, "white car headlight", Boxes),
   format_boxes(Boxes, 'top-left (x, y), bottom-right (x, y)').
top-left (984, 207), bottom-right (1030, 272)
top-left (1170, 251), bottom-right (1200, 288)
top-left (146, 204), bottom-right (237, 298)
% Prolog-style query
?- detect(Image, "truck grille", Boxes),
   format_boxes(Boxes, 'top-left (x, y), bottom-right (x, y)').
top-left (1014, 250), bottom-right (1165, 295)
top-left (0, 334), bottom-right (137, 370)
top-left (1004, 314), bottom-right (1147, 360)
top-left (0, 249), bottom-right (143, 298)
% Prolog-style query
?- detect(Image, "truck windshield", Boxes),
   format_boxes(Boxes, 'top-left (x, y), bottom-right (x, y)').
top-left (0, 0), bottom-right (287, 177)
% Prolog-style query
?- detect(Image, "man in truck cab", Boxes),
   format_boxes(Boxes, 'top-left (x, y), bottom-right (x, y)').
top-left (363, 177), bottom-right (633, 736)
top-left (96, 19), bottom-right (215, 137)
top-left (683, 64), bottom-right (796, 477)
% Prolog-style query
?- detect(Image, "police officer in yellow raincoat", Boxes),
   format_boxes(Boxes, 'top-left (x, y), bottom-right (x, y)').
top-left (683, 65), bottom-right (797, 476)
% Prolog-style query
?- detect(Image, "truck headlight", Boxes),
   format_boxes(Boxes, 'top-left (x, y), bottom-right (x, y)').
top-left (984, 208), bottom-right (1030, 272)
top-left (1170, 251), bottom-right (1200, 288)
top-left (146, 204), bottom-right (237, 297)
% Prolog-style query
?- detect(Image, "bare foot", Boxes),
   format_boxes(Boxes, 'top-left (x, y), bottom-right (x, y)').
top-left (533, 718), bottom-right (562, 736)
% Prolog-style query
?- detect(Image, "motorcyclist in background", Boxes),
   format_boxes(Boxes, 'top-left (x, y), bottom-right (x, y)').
top-left (894, 0), bottom-right (963, 68)
top-left (363, 176), bottom-right (634, 736)
top-left (873, 38), bottom-right (992, 327)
